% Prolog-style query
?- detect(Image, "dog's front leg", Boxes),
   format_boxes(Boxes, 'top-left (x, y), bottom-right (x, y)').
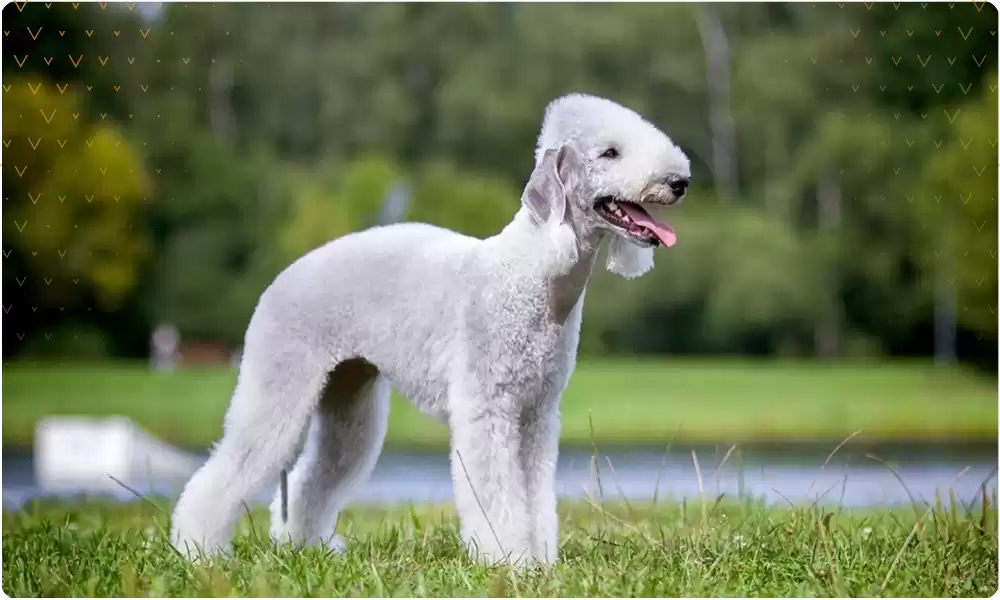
top-left (521, 399), bottom-right (561, 566)
top-left (448, 394), bottom-right (532, 568)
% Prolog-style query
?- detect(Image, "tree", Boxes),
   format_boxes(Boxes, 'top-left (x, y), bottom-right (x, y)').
top-left (139, 132), bottom-right (289, 345)
top-left (277, 156), bottom-right (400, 262)
top-left (3, 80), bottom-right (150, 355)
top-left (581, 204), bottom-right (831, 357)
top-left (408, 161), bottom-right (520, 240)
top-left (913, 75), bottom-right (998, 343)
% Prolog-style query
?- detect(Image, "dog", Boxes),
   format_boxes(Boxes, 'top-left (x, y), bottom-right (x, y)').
top-left (169, 93), bottom-right (690, 567)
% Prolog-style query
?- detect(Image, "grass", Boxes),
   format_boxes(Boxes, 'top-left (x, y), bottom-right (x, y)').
top-left (2, 493), bottom-right (997, 597)
top-left (2, 359), bottom-right (997, 449)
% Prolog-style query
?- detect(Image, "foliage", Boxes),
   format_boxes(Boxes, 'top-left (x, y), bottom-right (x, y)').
top-left (277, 156), bottom-right (400, 261)
top-left (2, 80), bottom-right (151, 311)
top-left (408, 160), bottom-right (521, 239)
top-left (138, 133), bottom-right (289, 344)
top-left (1, 2), bottom-right (996, 366)
top-left (585, 205), bottom-right (830, 356)
top-left (912, 74), bottom-right (998, 340)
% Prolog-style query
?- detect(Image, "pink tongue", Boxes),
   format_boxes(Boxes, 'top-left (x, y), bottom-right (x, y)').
top-left (618, 203), bottom-right (677, 248)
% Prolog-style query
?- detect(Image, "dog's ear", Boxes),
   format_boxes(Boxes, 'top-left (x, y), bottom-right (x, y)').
top-left (523, 144), bottom-right (584, 225)
top-left (554, 142), bottom-right (586, 201)
top-left (522, 148), bottom-right (565, 225)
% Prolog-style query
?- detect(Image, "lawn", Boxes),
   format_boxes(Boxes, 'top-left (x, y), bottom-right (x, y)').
top-left (2, 497), bottom-right (996, 597)
top-left (1, 359), bottom-right (996, 450)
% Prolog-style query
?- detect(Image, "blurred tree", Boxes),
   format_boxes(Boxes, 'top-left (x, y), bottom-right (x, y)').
top-left (912, 75), bottom-right (998, 344)
top-left (1, 2), bottom-right (139, 122)
top-left (3, 81), bottom-right (150, 355)
top-left (2, 2), bottom-right (147, 357)
top-left (138, 131), bottom-right (289, 346)
top-left (408, 161), bottom-right (520, 240)
top-left (854, 3), bottom-right (997, 115)
top-left (3, 2), bottom-right (995, 369)
top-left (789, 109), bottom-right (934, 359)
top-left (582, 205), bottom-right (830, 357)
top-left (277, 156), bottom-right (400, 262)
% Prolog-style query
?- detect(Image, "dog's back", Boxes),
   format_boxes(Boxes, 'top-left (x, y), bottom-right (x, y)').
top-left (244, 221), bottom-right (481, 408)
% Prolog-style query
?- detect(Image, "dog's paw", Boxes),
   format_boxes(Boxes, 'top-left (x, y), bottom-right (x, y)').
top-left (325, 534), bottom-right (347, 553)
top-left (269, 529), bottom-right (347, 554)
top-left (464, 538), bottom-right (534, 570)
top-left (170, 534), bottom-right (231, 563)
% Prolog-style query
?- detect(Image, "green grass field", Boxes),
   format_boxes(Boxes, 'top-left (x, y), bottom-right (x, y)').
top-left (2, 360), bottom-right (996, 449)
top-left (2, 497), bottom-right (996, 597)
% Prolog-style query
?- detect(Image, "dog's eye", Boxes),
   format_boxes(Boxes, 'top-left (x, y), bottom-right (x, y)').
top-left (600, 147), bottom-right (620, 159)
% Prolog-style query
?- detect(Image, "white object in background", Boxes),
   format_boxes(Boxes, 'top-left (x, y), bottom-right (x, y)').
top-left (34, 416), bottom-right (203, 493)
top-left (150, 322), bottom-right (181, 372)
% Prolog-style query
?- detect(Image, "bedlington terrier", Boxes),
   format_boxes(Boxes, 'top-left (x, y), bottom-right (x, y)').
top-left (169, 93), bottom-right (691, 567)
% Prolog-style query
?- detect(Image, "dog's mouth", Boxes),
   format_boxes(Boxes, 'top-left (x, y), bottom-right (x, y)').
top-left (594, 197), bottom-right (677, 248)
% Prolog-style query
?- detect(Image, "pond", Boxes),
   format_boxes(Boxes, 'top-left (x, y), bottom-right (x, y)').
top-left (3, 441), bottom-right (996, 510)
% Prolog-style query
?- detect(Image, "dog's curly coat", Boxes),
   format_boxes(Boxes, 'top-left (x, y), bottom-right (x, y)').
top-left (170, 93), bottom-right (691, 567)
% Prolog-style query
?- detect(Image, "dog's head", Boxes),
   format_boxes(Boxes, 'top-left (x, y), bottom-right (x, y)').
top-left (534, 94), bottom-right (691, 278)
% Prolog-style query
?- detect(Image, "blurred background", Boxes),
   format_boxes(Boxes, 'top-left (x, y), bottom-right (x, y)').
top-left (2, 2), bottom-right (997, 509)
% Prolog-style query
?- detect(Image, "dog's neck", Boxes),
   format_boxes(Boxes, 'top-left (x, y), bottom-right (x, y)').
top-left (548, 246), bottom-right (599, 325)
top-left (495, 207), bottom-right (603, 326)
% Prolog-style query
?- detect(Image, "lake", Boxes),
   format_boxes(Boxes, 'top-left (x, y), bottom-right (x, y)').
top-left (3, 441), bottom-right (996, 510)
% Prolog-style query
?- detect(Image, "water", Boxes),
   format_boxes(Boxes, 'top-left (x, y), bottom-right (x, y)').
top-left (3, 442), bottom-right (996, 510)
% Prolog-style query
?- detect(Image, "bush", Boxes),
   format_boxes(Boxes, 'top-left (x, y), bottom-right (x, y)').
top-left (581, 203), bottom-right (833, 357)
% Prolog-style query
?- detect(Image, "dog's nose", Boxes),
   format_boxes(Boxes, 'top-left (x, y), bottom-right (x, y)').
top-left (666, 175), bottom-right (689, 196)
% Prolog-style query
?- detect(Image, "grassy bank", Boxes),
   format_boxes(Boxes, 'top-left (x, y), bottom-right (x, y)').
top-left (2, 497), bottom-right (996, 597)
top-left (2, 359), bottom-right (996, 449)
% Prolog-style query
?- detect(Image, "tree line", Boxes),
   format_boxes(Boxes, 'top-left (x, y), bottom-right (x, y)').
top-left (2, 2), bottom-right (996, 370)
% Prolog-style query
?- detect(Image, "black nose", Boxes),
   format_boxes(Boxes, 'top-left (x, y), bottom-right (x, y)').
top-left (667, 176), bottom-right (689, 196)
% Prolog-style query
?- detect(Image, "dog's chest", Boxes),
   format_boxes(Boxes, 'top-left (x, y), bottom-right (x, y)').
top-left (465, 294), bottom-right (580, 398)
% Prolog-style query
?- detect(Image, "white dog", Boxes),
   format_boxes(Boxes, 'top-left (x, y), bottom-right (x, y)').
top-left (169, 93), bottom-right (690, 567)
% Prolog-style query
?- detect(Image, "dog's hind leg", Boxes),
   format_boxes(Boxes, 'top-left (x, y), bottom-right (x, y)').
top-left (269, 358), bottom-right (390, 551)
top-left (170, 350), bottom-right (324, 560)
